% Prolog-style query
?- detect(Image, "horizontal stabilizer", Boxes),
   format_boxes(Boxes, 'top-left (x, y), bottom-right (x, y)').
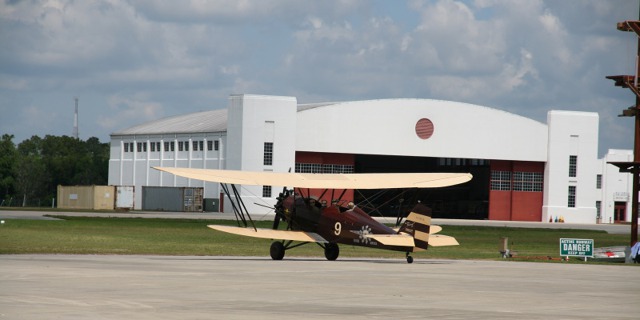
top-left (208, 225), bottom-right (328, 243)
top-left (364, 234), bottom-right (415, 247)
top-left (427, 234), bottom-right (459, 247)
top-left (430, 225), bottom-right (442, 234)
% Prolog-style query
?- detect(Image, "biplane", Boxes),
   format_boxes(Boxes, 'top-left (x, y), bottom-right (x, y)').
top-left (154, 167), bottom-right (472, 263)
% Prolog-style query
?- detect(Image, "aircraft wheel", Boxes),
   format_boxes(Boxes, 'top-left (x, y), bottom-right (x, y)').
top-left (270, 241), bottom-right (285, 260)
top-left (406, 255), bottom-right (414, 264)
top-left (324, 243), bottom-right (339, 261)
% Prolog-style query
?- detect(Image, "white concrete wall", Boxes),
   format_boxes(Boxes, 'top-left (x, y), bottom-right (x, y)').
top-left (599, 149), bottom-right (633, 224)
top-left (225, 94), bottom-right (297, 214)
top-left (107, 133), bottom-right (226, 210)
top-left (296, 99), bottom-right (548, 161)
top-left (542, 111), bottom-right (599, 223)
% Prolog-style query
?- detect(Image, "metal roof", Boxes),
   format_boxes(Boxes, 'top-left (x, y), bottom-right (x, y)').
top-left (111, 109), bottom-right (228, 136)
top-left (112, 103), bottom-right (341, 136)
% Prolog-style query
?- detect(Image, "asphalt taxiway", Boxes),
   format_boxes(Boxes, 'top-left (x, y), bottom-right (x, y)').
top-left (0, 254), bottom-right (638, 319)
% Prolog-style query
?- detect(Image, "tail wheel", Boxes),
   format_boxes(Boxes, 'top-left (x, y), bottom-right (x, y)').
top-left (270, 241), bottom-right (285, 260)
top-left (406, 253), bottom-right (414, 264)
top-left (324, 243), bottom-right (340, 261)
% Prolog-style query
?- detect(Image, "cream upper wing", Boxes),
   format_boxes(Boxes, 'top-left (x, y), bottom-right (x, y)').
top-left (154, 167), bottom-right (472, 189)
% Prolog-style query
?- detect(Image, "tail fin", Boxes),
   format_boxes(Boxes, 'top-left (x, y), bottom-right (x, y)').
top-left (398, 203), bottom-right (432, 251)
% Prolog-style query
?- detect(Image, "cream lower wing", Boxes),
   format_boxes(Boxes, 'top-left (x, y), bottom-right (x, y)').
top-left (208, 225), bottom-right (328, 243)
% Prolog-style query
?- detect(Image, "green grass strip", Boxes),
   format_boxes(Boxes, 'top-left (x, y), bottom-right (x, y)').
top-left (0, 216), bottom-right (634, 264)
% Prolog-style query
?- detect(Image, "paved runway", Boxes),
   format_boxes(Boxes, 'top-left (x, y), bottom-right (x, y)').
top-left (1, 255), bottom-right (637, 319)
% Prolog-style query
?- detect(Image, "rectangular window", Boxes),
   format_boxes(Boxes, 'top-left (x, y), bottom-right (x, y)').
top-left (490, 171), bottom-right (511, 191)
top-left (569, 155), bottom-right (577, 178)
top-left (568, 186), bottom-right (576, 208)
top-left (156, 142), bottom-right (161, 152)
top-left (184, 141), bottom-right (189, 151)
top-left (170, 141), bottom-right (175, 152)
top-left (596, 201), bottom-right (601, 217)
top-left (214, 140), bottom-right (219, 151)
top-left (137, 142), bottom-right (142, 152)
top-left (192, 141), bottom-right (198, 151)
top-left (124, 143), bottom-right (129, 153)
top-left (513, 172), bottom-right (543, 192)
top-left (263, 142), bottom-right (273, 166)
top-left (596, 174), bottom-right (602, 189)
top-left (262, 186), bottom-right (272, 198)
top-left (178, 141), bottom-right (184, 152)
top-left (143, 142), bottom-right (147, 152)
top-left (295, 163), bottom-right (354, 174)
top-left (199, 141), bottom-right (203, 151)
top-left (150, 142), bottom-right (156, 152)
top-left (164, 142), bottom-right (170, 152)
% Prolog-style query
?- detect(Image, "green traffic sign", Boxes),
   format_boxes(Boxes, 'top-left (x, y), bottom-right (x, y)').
top-left (559, 238), bottom-right (594, 257)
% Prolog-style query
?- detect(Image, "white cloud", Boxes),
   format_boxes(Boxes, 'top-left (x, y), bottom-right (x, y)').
top-left (97, 94), bottom-right (165, 131)
top-left (0, 0), bottom-right (635, 155)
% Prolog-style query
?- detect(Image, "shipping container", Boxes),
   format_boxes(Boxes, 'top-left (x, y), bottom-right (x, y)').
top-left (203, 198), bottom-right (220, 212)
top-left (115, 185), bottom-right (135, 211)
top-left (57, 185), bottom-right (115, 210)
top-left (142, 186), bottom-right (203, 212)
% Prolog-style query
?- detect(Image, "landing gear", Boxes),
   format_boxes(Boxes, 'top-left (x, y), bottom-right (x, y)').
top-left (270, 241), bottom-right (285, 260)
top-left (406, 253), bottom-right (414, 264)
top-left (324, 243), bottom-right (340, 261)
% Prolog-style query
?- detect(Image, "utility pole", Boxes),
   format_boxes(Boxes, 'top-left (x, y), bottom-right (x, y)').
top-left (606, 16), bottom-right (640, 246)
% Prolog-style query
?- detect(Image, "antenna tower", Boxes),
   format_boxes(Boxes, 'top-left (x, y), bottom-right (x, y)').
top-left (73, 97), bottom-right (79, 139)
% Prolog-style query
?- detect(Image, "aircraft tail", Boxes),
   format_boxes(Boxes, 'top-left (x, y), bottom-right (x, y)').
top-left (398, 203), bottom-right (433, 251)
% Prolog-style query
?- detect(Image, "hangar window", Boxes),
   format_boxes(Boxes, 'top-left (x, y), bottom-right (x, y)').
top-left (490, 171), bottom-right (511, 191)
top-left (151, 142), bottom-right (156, 152)
top-left (124, 143), bottom-right (129, 152)
top-left (568, 186), bottom-right (576, 207)
top-left (199, 141), bottom-right (204, 151)
top-left (295, 163), bottom-right (353, 174)
top-left (178, 141), bottom-right (184, 151)
top-left (262, 186), bottom-right (272, 198)
top-left (596, 174), bottom-right (602, 189)
top-left (513, 172), bottom-right (543, 192)
top-left (569, 155), bottom-right (577, 177)
top-left (207, 140), bottom-right (220, 151)
top-left (193, 141), bottom-right (198, 151)
top-left (264, 142), bottom-right (273, 166)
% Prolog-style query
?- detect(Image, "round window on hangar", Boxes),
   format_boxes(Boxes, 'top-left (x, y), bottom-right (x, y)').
top-left (415, 118), bottom-right (434, 140)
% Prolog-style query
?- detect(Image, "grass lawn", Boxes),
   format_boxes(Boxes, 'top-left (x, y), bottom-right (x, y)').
top-left (0, 216), bottom-right (634, 264)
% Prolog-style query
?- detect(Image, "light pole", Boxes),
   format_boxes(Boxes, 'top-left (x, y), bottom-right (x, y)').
top-left (607, 19), bottom-right (640, 246)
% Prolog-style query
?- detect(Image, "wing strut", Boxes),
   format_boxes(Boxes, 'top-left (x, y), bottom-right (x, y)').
top-left (220, 183), bottom-right (257, 231)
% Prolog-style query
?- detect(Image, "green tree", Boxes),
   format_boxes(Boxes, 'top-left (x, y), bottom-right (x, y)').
top-left (0, 134), bottom-right (17, 199)
top-left (15, 136), bottom-right (48, 205)
top-left (9, 134), bottom-right (110, 207)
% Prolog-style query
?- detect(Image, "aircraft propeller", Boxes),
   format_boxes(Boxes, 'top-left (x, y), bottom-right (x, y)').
top-left (272, 187), bottom-right (291, 230)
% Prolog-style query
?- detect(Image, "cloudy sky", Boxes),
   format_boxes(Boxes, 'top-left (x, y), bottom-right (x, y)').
top-left (0, 0), bottom-right (636, 157)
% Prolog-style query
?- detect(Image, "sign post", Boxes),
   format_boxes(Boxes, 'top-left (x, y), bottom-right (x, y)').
top-left (559, 238), bottom-right (594, 261)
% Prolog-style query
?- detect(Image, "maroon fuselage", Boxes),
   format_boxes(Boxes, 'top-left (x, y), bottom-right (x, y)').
top-left (282, 195), bottom-right (412, 252)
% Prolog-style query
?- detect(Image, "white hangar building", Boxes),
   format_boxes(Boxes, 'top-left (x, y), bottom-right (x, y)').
top-left (108, 94), bottom-right (634, 224)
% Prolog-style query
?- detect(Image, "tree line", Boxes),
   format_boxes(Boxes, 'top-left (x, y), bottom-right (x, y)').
top-left (0, 134), bottom-right (109, 207)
